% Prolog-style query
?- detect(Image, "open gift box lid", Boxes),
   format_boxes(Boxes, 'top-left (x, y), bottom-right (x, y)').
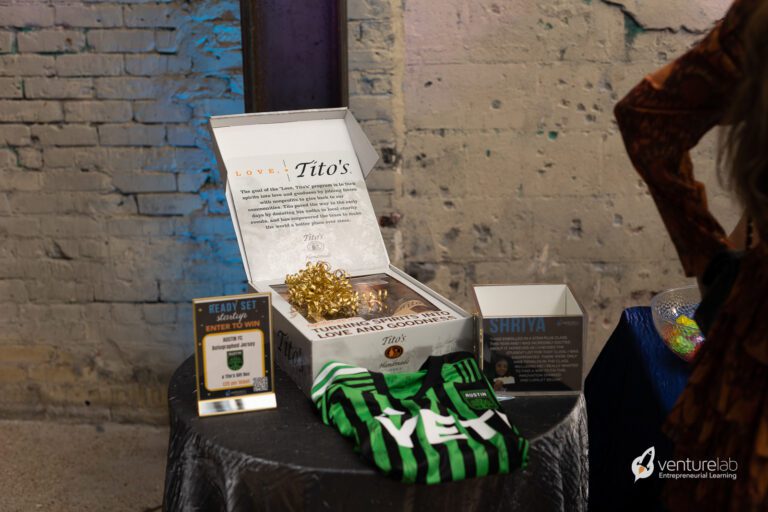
top-left (473, 284), bottom-right (584, 318)
top-left (209, 108), bottom-right (389, 284)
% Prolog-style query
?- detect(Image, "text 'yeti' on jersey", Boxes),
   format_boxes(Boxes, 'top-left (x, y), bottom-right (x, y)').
top-left (312, 352), bottom-right (529, 484)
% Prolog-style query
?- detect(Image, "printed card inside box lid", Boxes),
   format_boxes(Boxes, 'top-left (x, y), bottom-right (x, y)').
top-left (209, 108), bottom-right (386, 283)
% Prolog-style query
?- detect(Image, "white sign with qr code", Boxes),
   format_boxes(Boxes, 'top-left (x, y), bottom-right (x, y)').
top-left (202, 329), bottom-right (265, 392)
top-left (193, 292), bottom-right (276, 417)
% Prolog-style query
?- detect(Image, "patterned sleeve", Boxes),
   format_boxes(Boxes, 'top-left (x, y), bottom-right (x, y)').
top-left (613, 0), bottom-right (757, 277)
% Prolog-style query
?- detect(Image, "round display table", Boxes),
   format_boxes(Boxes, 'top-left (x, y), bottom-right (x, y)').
top-left (163, 356), bottom-right (588, 512)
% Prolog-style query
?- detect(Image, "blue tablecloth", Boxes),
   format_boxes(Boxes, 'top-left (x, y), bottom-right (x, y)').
top-left (585, 307), bottom-right (691, 511)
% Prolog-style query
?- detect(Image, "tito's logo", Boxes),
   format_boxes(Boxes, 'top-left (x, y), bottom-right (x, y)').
top-left (384, 345), bottom-right (404, 359)
top-left (632, 447), bottom-right (655, 482)
top-left (232, 158), bottom-right (352, 179)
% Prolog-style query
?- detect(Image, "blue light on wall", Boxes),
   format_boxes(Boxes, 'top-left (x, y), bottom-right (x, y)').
top-left (164, 0), bottom-right (250, 307)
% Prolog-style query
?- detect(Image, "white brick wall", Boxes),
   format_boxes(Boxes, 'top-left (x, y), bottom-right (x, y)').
top-left (0, 0), bottom-right (246, 423)
top-left (0, 0), bottom-right (737, 423)
top-left (395, 0), bottom-right (738, 370)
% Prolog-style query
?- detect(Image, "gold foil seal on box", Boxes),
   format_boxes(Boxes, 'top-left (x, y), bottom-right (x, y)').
top-left (285, 262), bottom-right (387, 322)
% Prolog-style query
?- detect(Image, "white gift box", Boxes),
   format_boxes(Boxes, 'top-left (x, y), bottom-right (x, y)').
top-left (210, 108), bottom-right (474, 395)
top-left (472, 284), bottom-right (587, 395)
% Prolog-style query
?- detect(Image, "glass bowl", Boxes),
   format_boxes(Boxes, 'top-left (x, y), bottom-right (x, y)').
top-left (650, 285), bottom-right (705, 362)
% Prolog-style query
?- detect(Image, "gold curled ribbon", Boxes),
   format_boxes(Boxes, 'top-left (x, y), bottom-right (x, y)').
top-left (285, 261), bottom-right (388, 322)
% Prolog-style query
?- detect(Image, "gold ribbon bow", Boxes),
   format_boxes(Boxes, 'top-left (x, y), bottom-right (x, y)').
top-left (285, 262), bottom-right (387, 322)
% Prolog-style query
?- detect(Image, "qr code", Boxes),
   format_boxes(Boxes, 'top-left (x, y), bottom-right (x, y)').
top-left (252, 377), bottom-right (268, 392)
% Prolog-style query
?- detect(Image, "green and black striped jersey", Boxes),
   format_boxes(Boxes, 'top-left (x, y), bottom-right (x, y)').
top-left (312, 352), bottom-right (529, 484)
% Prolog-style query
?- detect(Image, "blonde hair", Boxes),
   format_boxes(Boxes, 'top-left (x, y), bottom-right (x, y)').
top-left (719, 3), bottom-right (768, 237)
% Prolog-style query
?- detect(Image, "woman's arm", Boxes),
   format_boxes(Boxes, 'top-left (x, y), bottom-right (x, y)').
top-left (613, 1), bottom-right (756, 277)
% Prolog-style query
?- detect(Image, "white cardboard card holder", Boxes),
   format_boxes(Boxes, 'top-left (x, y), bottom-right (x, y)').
top-left (473, 284), bottom-right (587, 395)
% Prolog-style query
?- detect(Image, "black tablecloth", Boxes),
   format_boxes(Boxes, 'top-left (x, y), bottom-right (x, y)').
top-left (163, 356), bottom-right (589, 511)
top-left (585, 307), bottom-right (691, 511)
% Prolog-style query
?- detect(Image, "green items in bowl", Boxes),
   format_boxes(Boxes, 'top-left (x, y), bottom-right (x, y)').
top-left (666, 315), bottom-right (704, 361)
